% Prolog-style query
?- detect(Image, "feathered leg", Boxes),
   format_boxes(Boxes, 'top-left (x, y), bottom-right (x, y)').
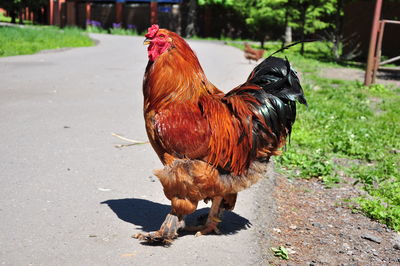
top-left (184, 196), bottom-right (224, 236)
top-left (133, 212), bottom-right (185, 244)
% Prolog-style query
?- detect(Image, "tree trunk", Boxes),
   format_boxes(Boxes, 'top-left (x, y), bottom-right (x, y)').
top-left (300, 5), bottom-right (307, 55)
top-left (10, 10), bottom-right (17, 24)
top-left (173, 4), bottom-right (182, 35)
top-left (281, 1), bottom-right (292, 48)
top-left (185, 0), bottom-right (197, 37)
top-left (179, 0), bottom-right (188, 36)
top-left (18, 9), bottom-right (24, 24)
top-left (284, 26), bottom-right (292, 46)
top-left (333, 0), bottom-right (343, 60)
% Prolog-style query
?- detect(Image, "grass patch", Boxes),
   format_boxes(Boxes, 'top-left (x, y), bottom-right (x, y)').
top-left (232, 41), bottom-right (400, 231)
top-left (86, 25), bottom-right (108, 34)
top-left (85, 20), bottom-right (139, 36)
top-left (0, 12), bottom-right (12, 23)
top-left (86, 26), bottom-right (138, 36)
top-left (109, 27), bottom-right (138, 36)
top-left (271, 246), bottom-right (290, 260)
top-left (0, 12), bottom-right (33, 25)
top-left (0, 26), bottom-right (93, 57)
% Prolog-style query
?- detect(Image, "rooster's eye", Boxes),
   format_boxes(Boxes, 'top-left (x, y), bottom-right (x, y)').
top-left (159, 34), bottom-right (165, 38)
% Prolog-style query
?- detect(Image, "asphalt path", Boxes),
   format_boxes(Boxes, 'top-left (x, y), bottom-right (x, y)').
top-left (0, 33), bottom-right (272, 265)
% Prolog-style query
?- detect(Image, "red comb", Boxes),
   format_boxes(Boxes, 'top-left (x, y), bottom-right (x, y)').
top-left (145, 24), bottom-right (159, 38)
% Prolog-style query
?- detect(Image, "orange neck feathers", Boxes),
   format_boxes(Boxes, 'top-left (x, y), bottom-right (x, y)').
top-left (143, 31), bottom-right (216, 111)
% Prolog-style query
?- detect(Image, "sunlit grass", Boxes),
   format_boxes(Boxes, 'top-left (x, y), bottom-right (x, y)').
top-left (0, 12), bottom-right (33, 25)
top-left (0, 26), bottom-right (93, 57)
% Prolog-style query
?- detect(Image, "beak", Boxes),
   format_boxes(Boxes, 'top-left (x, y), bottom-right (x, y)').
top-left (143, 38), bottom-right (151, 45)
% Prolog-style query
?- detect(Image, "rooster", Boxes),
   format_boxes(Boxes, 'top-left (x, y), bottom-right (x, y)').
top-left (244, 42), bottom-right (265, 63)
top-left (133, 25), bottom-right (307, 243)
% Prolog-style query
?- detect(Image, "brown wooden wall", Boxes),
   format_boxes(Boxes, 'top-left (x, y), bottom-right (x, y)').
top-left (343, 0), bottom-right (400, 59)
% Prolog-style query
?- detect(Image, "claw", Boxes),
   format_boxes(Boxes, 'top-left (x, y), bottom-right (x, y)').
top-left (133, 213), bottom-right (183, 244)
top-left (132, 231), bottom-right (176, 244)
top-left (194, 221), bottom-right (221, 237)
top-left (184, 218), bottom-right (222, 236)
top-left (184, 196), bottom-right (225, 237)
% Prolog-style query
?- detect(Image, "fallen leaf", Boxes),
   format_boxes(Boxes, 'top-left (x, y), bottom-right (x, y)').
top-left (121, 251), bottom-right (137, 258)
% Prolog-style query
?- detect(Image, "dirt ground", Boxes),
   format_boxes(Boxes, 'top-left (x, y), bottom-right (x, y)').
top-left (321, 67), bottom-right (400, 88)
top-left (265, 174), bottom-right (400, 265)
top-left (259, 67), bottom-right (400, 265)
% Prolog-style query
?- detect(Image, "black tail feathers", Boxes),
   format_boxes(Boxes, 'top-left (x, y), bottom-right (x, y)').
top-left (248, 56), bottom-right (307, 106)
top-left (243, 43), bottom-right (309, 151)
top-left (247, 40), bottom-right (313, 106)
top-left (224, 42), bottom-right (309, 159)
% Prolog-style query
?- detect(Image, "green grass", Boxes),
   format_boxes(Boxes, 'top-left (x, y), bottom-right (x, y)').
top-left (86, 25), bottom-right (108, 34)
top-left (190, 35), bottom-right (255, 43)
top-left (0, 12), bottom-right (12, 23)
top-left (0, 26), bottom-right (94, 57)
top-left (85, 23), bottom-right (138, 36)
top-left (233, 41), bottom-right (400, 231)
top-left (109, 27), bottom-right (138, 36)
top-left (0, 12), bottom-right (33, 25)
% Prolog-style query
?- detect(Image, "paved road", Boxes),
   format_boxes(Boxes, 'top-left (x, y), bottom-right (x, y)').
top-left (0, 33), bottom-right (271, 265)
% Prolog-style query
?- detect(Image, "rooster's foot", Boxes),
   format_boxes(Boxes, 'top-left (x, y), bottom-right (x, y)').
top-left (133, 231), bottom-right (175, 244)
top-left (184, 196), bottom-right (224, 237)
top-left (184, 216), bottom-right (222, 236)
top-left (132, 213), bottom-right (184, 244)
top-left (195, 220), bottom-right (222, 237)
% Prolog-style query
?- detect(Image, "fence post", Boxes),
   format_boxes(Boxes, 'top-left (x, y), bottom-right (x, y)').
top-left (150, 0), bottom-right (158, 25)
top-left (48, 0), bottom-right (54, 25)
top-left (66, 1), bottom-right (76, 26)
top-left (85, 2), bottom-right (91, 26)
top-left (364, 0), bottom-right (383, 86)
top-left (116, 0), bottom-right (125, 24)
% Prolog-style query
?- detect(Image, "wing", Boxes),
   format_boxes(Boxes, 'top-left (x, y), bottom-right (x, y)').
top-left (145, 102), bottom-right (211, 164)
top-left (198, 94), bottom-right (253, 175)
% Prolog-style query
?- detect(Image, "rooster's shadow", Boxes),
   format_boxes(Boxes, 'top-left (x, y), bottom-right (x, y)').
top-left (101, 198), bottom-right (251, 235)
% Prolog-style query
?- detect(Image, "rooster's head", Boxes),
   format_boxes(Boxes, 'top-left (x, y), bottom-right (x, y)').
top-left (144, 24), bottom-right (173, 62)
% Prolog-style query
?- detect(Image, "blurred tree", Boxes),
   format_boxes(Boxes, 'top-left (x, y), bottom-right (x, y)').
top-left (229, 0), bottom-right (337, 52)
top-left (321, 0), bottom-right (345, 60)
top-left (290, 0), bottom-right (347, 59)
top-left (186, 0), bottom-right (198, 37)
top-left (180, 0), bottom-right (199, 37)
top-left (288, 0), bottom-right (336, 54)
top-left (281, 0), bottom-right (294, 47)
top-left (331, 0), bottom-right (343, 59)
top-left (232, 0), bottom-right (287, 48)
top-left (1, 0), bottom-right (21, 23)
top-left (198, 0), bottom-right (233, 4)
top-left (199, 0), bottom-right (348, 59)
top-left (0, 0), bottom-right (47, 24)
